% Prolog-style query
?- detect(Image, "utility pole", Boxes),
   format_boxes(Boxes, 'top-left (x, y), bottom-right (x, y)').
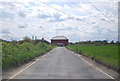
top-left (32, 36), bottom-right (34, 40)
top-left (35, 36), bottom-right (37, 40)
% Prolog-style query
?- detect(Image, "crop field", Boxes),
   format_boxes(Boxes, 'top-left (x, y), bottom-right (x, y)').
top-left (66, 45), bottom-right (118, 68)
top-left (2, 41), bottom-right (54, 71)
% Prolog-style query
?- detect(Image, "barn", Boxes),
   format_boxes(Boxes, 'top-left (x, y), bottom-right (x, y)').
top-left (51, 36), bottom-right (68, 46)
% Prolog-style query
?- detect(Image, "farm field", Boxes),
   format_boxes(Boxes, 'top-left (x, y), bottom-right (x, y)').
top-left (66, 45), bottom-right (118, 69)
top-left (2, 41), bottom-right (54, 71)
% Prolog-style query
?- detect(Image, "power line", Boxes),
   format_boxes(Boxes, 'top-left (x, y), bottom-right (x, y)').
top-left (38, 1), bottom-right (71, 16)
top-left (69, 0), bottom-right (92, 14)
top-left (68, 0), bottom-right (113, 22)
top-left (86, 0), bottom-right (111, 21)
top-left (37, 1), bottom-right (90, 25)
top-left (38, 1), bottom-right (114, 25)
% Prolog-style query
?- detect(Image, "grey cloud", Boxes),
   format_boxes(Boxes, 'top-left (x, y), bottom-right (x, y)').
top-left (105, 30), bottom-right (118, 41)
top-left (55, 27), bottom-right (73, 31)
top-left (37, 9), bottom-right (82, 22)
top-left (67, 34), bottom-right (80, 42)
top-left (49, 13), bottom-right (67, 22)
top-left (18, 11), bottom-right (26, 17)
top-left (55, 26), bottom-right (80, 31)
top-left (87, 26), bottom-right (118, 41)
top-left (1, 11), bottom-right (14, 19)
top-left (49, 18), bottom-right (64, 22)
top-left (93, 26), bottom-right (103, 33)
top-left (38, 12), bottom-right (51, 18)
top-left (38, 12), bottom-right (73, 22)
top-left (76, 18), bottom-right (82, 21)
top-left (101, 18), bottom-right (106, 21)
top-left (2, 34), bottom-right (21, 41)
top-left (107, 29), bottom-right (117, 34)
top-left (55, 28), bottom-right (65, 31)
top-left (53, 13), bottom-right (61, 20)
top-left (18, 23), bottom-right (27, 28)
top-left (91, 22), bottom-right (96, 24)
top-left (100, 17), bottom-right (109, 22)
top-left (0, 29), bottom-right (11, 34)
top-left (2, 34), bottom-right (12, 41)
top-left (2, 2), bottom-right (16, 10)
top-left (74, 26), bottom-right (80, 31)
top-left (51, 13), bottom-right (81, 22)
top-left (38, 14), bottom-right (51, 18)
top-left (39, 26), bottom-right (44, 29)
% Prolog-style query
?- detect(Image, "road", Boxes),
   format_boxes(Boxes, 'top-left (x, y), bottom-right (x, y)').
top-left (10, 47), bottom-right (113, 79)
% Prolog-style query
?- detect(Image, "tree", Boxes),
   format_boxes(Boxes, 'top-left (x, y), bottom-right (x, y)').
top-left (23, 36), bottom-right (31, 42)
top-left (116, 41), bottom-right (120, 44)
top-left (0, 39), bottom-right (3, 42)
top-left (110, 40), bottom-right (115, 44)
top-left (69, 42), bottom-right (74, 45)
top-left (41, 38), bottom-right (50, 44)
top-left (102, 40), bottom-right (108, 45)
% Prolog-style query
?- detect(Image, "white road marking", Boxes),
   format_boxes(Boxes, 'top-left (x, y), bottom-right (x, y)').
top-left (80, 57), bottom-right (115, 79)
top-left (9, 53), bottom-right (48, 80)
top-left (68, 49), bottom-right (115, 79)
top-left (68, 48), bottom-right (115, 79)
top-left (8, 49), bottom-right (115, 80)
top-left (9, 59), bottom-right (39, 79)
top-left (77, 54), bottom-right (81, 57)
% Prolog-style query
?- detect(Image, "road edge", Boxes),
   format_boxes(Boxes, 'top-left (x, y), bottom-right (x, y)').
top-left (65, 47), bottom-right (119, 80)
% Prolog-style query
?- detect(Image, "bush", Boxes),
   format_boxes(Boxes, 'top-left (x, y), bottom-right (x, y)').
top-left (2, 41), bottom-right (54, 71)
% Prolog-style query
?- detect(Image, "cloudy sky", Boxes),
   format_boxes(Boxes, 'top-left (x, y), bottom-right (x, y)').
top-left (0, 0), bottom-right (118, 42)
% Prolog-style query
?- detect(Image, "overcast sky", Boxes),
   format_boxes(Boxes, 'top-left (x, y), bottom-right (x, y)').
top-left (0, 0), bottom-right (118, 42)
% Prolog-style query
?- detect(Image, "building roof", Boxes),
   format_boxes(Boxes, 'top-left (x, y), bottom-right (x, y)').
top-left (51, 36), bottom-right (68, 40)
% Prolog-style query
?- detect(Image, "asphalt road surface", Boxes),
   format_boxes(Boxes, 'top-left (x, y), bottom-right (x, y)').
top-left (11, 47), bottom-right (112, 79)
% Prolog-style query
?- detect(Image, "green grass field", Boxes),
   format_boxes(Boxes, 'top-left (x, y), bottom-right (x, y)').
top-left (2, 41), bottom-right (54, 71)
top-left (66, 45), bottom-right (118, 68)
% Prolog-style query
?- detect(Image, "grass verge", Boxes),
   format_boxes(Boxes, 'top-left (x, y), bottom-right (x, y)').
top-left (66, 45), bottom-right (118, 70)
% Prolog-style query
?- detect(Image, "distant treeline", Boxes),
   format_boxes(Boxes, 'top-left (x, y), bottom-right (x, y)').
top-left (69, 40), bottom-right (120, 45)
top-left (0, 36), bottom-right (50, 45)
top-left (0, 37), bottom-right (119, 45)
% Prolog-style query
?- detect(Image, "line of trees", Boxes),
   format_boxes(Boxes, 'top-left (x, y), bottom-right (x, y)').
top-left (0, 36), bottom-right (50, 45)
top-left (69, 40), bottom-right (120, 45)
top-left (1, 37), bottom-right (120, 45)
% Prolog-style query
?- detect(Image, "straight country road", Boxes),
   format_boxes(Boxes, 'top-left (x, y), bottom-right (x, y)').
top-left (5, 47), bottom-right (114, 79)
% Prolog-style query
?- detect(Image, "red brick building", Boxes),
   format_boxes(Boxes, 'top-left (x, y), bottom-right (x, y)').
top-left (51, 36), bottom-right (68, 46)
